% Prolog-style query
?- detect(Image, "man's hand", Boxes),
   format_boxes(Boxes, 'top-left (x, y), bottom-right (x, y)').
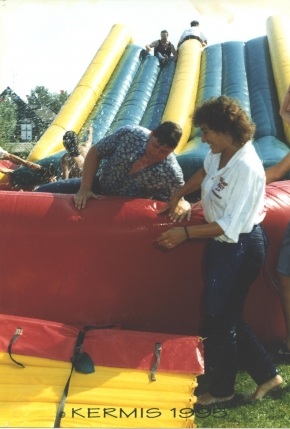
top-left (0, 167), bottom-right (14, 174)
top-left (157, 197), bottom-right (191, 223)
top-left (74, 188), bottom-right (101, 209)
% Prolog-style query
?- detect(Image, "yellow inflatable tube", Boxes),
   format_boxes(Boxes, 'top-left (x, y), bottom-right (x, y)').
top-left (266, 15), bottom-right (290, 145)
top-left (0, 352), bottom-right (197, 428)
top-left (162, 40), bottom-right (202, 154)
top-left (28, 24), bottom-right (133, 162)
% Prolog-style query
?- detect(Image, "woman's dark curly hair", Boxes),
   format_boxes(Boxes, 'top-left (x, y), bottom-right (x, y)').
top-left (193, 96), bottom-right (256, 147)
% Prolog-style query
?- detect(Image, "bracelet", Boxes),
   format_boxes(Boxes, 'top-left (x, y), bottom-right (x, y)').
top-left (184, 226), bottom-right (190, 241)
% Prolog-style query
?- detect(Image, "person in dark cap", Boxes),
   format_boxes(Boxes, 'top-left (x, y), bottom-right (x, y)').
top-left (178, 20), bottom-right (207, 48)
top-left (61, 126), bottom-right (93, 179)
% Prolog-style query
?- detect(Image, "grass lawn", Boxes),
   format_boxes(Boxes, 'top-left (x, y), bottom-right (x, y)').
top-left (195, 354), bottom-right (290, 428)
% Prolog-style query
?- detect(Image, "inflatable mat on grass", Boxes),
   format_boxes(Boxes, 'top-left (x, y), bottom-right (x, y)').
top-left (0, 314), bottom-right (204, 428)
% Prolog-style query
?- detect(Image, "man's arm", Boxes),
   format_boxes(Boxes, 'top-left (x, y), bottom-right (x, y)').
top-left (266, 85), bottom-right (290, 184)
top-left (73, 145), bottom-right (101, 209)
top-left (60, 154), bottom-right (70, 180)
top-left (81, 126), bottom-right (93, 150)
top-left (200, 31), bottom-right (207, 47)
top-left (280, 84), bottom-right (290, 125)
top-left (266, 153), bottom-right (290, 184)
top-left (157, 167), bottom-right (206, 219)
top-left (145, 40), bottom-right (158, 52)
top-left (2, 153), bottom-right (42, 171)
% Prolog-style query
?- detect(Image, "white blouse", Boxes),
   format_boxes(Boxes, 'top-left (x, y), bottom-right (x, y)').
top-left (201, 142), bottom-right (266, 243)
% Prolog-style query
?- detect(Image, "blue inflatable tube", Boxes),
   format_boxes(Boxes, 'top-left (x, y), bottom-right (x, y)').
top-left (140, 60), bottom-right (176, 130)
top-left (109, 54), bottom-right (159, 131)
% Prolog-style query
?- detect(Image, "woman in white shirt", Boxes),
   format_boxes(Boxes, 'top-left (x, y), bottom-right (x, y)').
top-left (157, 96), bottom-right (282, 405)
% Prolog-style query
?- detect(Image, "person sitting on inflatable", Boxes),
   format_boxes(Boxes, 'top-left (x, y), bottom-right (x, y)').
top-left (61, 126), bottom-right (93, 179)
top-left (157, 96), bottom-right (282, 404)
top-left (0, 147), bottom-right (56, 190)
top-left (0, 146), bottom-right (43, 173)
top-left (266, 84), bottom-right (290, 359)
top-left (36, 122), bottom-right (192, 223)
top-left (145, 30), bottom-right (177, 66)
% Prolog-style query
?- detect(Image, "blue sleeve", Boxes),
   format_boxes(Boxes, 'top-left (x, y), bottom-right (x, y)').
top-left (153, 157), bottom-right (185, 202)
top-left (96, 127), bottom-right (128, 158)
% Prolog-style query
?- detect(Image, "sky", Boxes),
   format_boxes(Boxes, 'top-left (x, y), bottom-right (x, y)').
top-left (0, 0), bottom-right (290, 100)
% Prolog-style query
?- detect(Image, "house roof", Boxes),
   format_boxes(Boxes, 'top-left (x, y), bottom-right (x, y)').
top-left (0, 87), bottom-right (55, 126)
top-left (31, 104), bottom-right (56, 124)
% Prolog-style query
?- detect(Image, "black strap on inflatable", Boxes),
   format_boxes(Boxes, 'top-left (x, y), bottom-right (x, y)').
top-left (54, 324), bottom-right (116, 428)
top-left (150, 342), bottom-right (162, 381)
top-left (8, 327), bottom-right (25, 368)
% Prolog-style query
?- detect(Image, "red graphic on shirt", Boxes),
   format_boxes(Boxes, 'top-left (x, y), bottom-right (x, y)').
top-left (212, 176), bottom-right (228, 199)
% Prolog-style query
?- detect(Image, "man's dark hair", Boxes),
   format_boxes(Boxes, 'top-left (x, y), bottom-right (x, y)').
top-left (161, 30), bottom-right (168, 35)
top-left (191, 20), bottom-right (199, 27)
top-left (153, 121), bottom-right (182, 148)
top-left (63, 131), bottom-right (80, 156)
top-left (193, 96), bottom-right (256, 147)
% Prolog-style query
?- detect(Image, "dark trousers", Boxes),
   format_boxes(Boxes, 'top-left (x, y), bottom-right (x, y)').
top-left (202, 225), bottom-right (278, 397)
top-left (36, 176), bottom-right (101, 194)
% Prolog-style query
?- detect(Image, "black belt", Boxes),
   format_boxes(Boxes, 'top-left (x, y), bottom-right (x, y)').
top-left (182, 35), bottom-right (202, 44)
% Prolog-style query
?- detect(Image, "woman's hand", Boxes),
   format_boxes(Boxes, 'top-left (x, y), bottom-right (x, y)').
top-left (157, 227), bottom-right (188, 249)
top-left (74, 188), bottom-right (101, 209)
top-left (157, 196), bottom-right (191, 223)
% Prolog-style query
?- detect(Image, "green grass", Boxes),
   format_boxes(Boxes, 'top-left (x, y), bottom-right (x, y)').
top-left (194, 361), bottom-right (290, 428)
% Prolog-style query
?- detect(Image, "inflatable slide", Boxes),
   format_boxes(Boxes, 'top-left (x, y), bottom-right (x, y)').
top-left (2, 16), bottom-right (290, 188)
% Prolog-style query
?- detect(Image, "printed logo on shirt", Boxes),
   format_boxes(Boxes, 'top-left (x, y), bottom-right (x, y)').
top-left (212, 176), bottom-right (228, 200)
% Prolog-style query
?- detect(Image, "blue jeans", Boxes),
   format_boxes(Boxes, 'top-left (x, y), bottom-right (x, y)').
top-left (202, 225), bottom-right (278, 397)
top-left (155, 52), bottom-right (173, 65)
top-left (36, 176), bottom-right (101, 194)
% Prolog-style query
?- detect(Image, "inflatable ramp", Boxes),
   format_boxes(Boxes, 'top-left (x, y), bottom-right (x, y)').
top-left (3, 16), bottom-right (290, 189)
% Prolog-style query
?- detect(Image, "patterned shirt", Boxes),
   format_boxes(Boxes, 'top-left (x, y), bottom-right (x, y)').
top-left (96, 125), bottom-right (184, 202)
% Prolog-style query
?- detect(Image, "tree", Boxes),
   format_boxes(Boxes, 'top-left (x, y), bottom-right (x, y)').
top-left (27, 86), bottom-right (70, 113)
top-left (0, 96), bottom-right (17, 145)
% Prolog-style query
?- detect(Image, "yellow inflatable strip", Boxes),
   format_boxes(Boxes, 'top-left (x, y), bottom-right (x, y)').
top-left (28, 24), bottom-right (133, 162)
top-left (0, 353), bottom-right (198, 428)
top-left (1, 365), bottom-right (196, 393)
top-left (162, 39), bottom-right (202, 154)
top-left (266, 15), bottom-right (290, 145)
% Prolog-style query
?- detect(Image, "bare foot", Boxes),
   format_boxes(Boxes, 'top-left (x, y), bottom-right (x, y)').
top-left (197, 392), bottom-right (235, 405)
top-left (251, 375), bottom-right (283, 400)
